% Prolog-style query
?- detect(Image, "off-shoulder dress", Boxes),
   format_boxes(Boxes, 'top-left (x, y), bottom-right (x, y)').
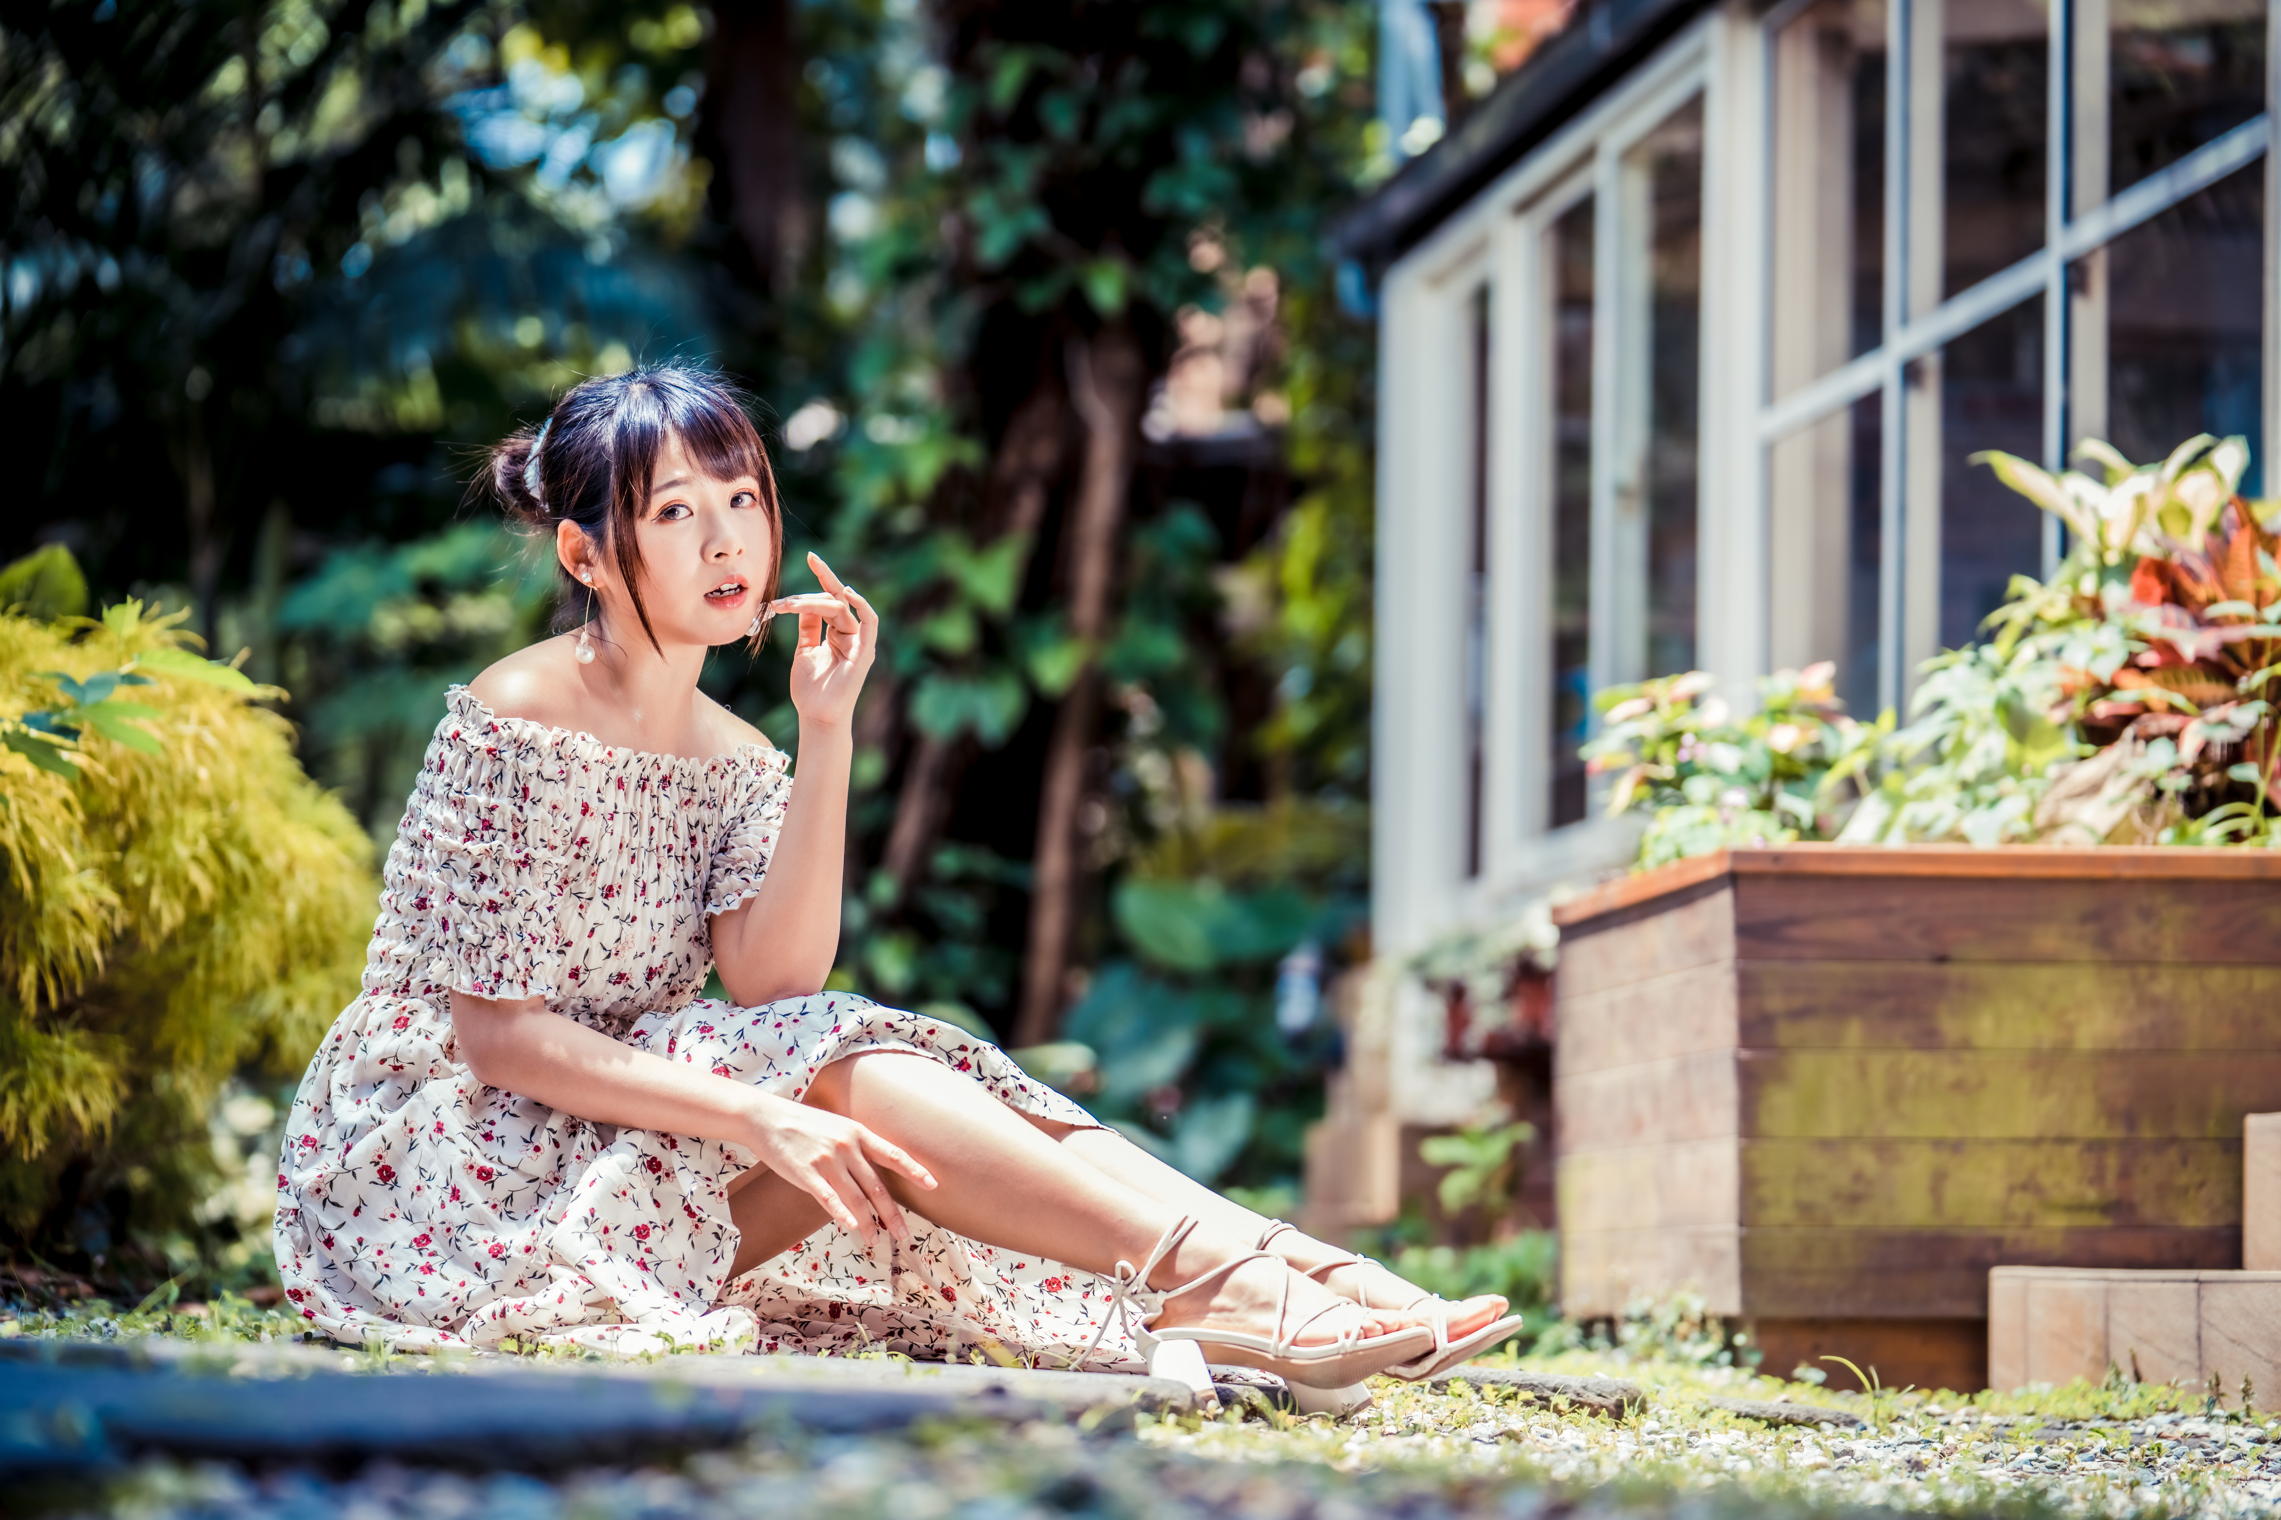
top-left (273, 683), bottom-right (1135, 1364)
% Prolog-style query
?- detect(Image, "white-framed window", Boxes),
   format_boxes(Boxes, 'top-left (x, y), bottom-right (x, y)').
top-left (1760, 0), bottom-right (2273, 715)
top-left (1371, 0), bottom-right (2276, 954)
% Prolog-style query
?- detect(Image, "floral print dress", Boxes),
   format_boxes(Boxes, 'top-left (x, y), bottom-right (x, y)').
top-left (274, 683), bottom-right (1138, 1367)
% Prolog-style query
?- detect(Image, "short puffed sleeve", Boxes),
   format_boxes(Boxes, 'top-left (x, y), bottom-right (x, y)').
top-left (400, 717), bottom-right (573, 1002)
top-left (703, 751), bottom-right (793, 918)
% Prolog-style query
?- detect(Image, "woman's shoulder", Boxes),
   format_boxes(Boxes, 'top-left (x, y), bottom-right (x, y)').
top-left (462, 649), bottom-right (579, 732)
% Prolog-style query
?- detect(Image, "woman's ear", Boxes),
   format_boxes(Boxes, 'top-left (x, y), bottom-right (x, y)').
top-left (556, 518), bottom-right (596, 585)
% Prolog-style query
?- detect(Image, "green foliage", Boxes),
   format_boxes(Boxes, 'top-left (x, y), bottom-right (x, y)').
top-left (1582, 664), bottom-right (1889, 869)
top-left (0, 554), bottom-right (376, 1281)
top-left (1596, 437), bottom-right (2281, 861)
top-left (0, 544), bottom-right (90, 622)
top-left (1382, 1230), bottom-right (1558, 1317)
top-left (1417, 1118), bottom-right (1536, 1218)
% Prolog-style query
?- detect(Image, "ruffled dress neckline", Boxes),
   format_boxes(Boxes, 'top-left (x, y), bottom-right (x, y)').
top-left (444, 682), bottom-right (788, 775)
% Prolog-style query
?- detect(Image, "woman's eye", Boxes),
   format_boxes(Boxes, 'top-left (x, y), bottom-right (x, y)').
top-left (734, 491), bottom-right (757, 508)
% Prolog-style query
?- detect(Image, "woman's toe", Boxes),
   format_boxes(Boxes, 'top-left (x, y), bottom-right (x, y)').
top-left (1442, 1294), bottom-right (1509, 1340)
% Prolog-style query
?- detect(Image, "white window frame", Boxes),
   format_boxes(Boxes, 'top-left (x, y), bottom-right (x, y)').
top-left (1373, 16), bottom-right (1727, 959)
top-left (1372, 0), bottom-right (2278, 966)
top-left (1755, 0), bottom-right (2279, 713)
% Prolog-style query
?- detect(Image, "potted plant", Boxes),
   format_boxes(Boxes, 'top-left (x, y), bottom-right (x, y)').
top-left (1551, 436), bottom-right (2281, 1395)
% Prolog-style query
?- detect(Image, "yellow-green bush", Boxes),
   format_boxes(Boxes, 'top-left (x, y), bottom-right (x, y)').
top-left (0, 563), bottom-right (375, 1283)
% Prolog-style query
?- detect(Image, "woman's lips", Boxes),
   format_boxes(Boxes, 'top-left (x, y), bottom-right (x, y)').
top-left (705, 584), bottom-right (749, 609)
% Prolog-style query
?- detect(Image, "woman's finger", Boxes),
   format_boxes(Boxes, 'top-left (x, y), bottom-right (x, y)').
top-left (772, 593), bottom-right (859, 637)
top-left (861, 1131), bottom-right (938, 1191)
top-left (797, 608), bottom-right (823, 653)
top-left (800, 1166), bottom-right (872, 1243)
top-left (806, 551), bottom-right (850, 597)
top-left (844, 1152), bottom-right (911, 1244)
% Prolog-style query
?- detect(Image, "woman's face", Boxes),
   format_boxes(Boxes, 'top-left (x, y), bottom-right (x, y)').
top-left (575, 429), bottom-right (777, 649)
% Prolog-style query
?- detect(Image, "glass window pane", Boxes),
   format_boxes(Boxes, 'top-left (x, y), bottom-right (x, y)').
top-left (1936, 0), bottom-right (2049, 302)
top-left (1464, 284), bottom-right (1491, 878)
top-left (1634, 100), bottom-right (1703, 680)
top-left (2089, 164), bottom-right (2266, 493)
top-left (1771, 0), bottom-right (1887, 393)
top-left (1904, 299), bottom-right (2046, 651)
top-left (2107, 0), bottom-right (2268, 204)
top-left (1549, 200), bottom-right (1594, 830)
top-left (1769, 394), bottom-right (1884, 717)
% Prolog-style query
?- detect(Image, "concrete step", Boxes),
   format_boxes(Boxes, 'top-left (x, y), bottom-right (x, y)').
top-left (1989, 1266), bottom-right (2281, 1408)
top-left (2246, 1113), bottom-right (2281, 1271)
top-left (0, 1335), bottom-right (1219, 1479)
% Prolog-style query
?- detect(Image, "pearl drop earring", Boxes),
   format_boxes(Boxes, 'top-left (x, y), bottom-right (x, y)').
top-left (575, 574), bottom-right (596, 664)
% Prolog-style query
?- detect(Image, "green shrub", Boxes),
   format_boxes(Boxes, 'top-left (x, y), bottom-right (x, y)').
top-left (0, 557), bottom-right (375, 1287)
top-left (1590, 436), bottom-right (2281, 862)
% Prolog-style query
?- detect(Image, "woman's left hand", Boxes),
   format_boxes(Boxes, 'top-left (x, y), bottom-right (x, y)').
top-left (770, 550), bottom-right (878, 729)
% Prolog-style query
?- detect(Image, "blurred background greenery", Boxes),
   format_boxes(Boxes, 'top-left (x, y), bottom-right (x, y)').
top-left (2, 0), bottom-right (1438, 1295)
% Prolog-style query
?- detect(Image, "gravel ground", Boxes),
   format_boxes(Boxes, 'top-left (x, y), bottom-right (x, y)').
top-left (10, 1300), bottom-right (2280, 1518)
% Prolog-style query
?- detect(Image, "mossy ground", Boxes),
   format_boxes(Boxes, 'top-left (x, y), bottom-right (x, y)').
top-left (9, 1292), bottom-right (2276, 1518)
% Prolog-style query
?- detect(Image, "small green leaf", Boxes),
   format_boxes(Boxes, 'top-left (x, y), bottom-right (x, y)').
top-left (132, 647), bottom-right (258, 691)
top-left (2, 726), bottom-right (82, 778)
top-left (0, 544), bottom-right (90, 620)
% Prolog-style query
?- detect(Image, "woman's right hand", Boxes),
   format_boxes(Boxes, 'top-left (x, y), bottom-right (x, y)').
top-left (738, 1090), bottom-right (937, 1248)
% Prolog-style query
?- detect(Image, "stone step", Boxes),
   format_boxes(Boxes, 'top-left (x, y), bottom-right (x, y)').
top-left (2245, 1114), bottom-right (2281, 1271)
top-left (1988, 1266), bottom-right (2281, 1408)
top-left (0, 1335), bottom-right (1218, 1479)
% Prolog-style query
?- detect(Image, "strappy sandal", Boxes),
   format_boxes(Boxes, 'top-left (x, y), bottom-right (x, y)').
top-left (1257, 1219), bottom-right (1528, 1382)
top-left (1078, 1214), bottom-right (1435, 1412)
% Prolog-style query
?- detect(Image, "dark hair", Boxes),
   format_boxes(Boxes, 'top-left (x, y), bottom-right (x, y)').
top-left (479, 362), bottom-right (784, 659)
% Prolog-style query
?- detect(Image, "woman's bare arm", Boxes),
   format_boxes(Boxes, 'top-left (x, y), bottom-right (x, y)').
top-left (449, 986), bottom-right (935, 1244)
top-left (707, 718), bottom-right (853, 1005)
top-left (451, 990), bottom-right (768, 1145)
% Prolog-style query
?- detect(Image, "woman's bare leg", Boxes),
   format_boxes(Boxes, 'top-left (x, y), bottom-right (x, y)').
top-left (719, 1050), bottom-right (1419, 1362)
top-left (1023, 1114), bottom-right (1508, 1341)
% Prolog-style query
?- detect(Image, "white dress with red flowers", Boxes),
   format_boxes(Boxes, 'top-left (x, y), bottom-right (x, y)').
top-left (273, 683), bottom-right (1137, 1366)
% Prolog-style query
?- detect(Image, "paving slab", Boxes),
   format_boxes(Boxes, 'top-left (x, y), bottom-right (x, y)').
top-left (1702, 1395), bottom-right (1865, 1428)
top-left (0, 1335), bottom-right (1215, 1479)
top-left (1423, 1367), bottom-right (1645, 1419)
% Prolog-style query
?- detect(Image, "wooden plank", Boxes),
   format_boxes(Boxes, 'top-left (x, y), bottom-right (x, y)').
top-left (1732, 875), bottom-right (2281, 965)
top-left (1555, 1048), bottom-right (1739, 1153)
top-left (1556, 845), bottom-right (2281, 933)
top-left (1555, 961), bottom-right (1738, 1077)
top-left (1735, 961), bottom-right (2281, 1052)
top-left (1556, 1138), bottom-right (1739, 1233)
top-left (1749, 1317), bottom-right (1986, 1395)
top-left (2107, 1279), bottom-right (2202, 1387)
top-left (1554, 853), bottom-right (1734, 926)
top-left (1735, 1227), bottom-right (2239, 1318)
top-left (1738, 1050), bottom-right (2281, 1140)
top-left (1738, 1138), bottom-right (2242, 1229)
top-left (2246, 1114), bottom-right (2281, 1271)
top-left (1555, 880), bottom-right (1735, 999)
top-left (1724, 844), bottom-right (2281, 882)
top-left (1559, 1226), bottom-right (1742, 1318)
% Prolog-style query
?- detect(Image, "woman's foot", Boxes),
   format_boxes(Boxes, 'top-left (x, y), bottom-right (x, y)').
top-left (1254, 1221), bottom-right (1509, 1344)
top-left (1118, 1219), bottom-right (1436, 1389)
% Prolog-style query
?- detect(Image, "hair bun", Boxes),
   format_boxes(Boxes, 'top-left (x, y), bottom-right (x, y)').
top-left (489, 428), bottom-right (550, 529)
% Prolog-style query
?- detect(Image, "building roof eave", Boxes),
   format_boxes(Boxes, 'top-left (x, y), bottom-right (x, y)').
top-left (1330, 0), bottom-right (1718, 273)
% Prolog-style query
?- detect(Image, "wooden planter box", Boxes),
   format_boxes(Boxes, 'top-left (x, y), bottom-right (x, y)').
top-left (1550, 844), bottom-right (2281, 1392)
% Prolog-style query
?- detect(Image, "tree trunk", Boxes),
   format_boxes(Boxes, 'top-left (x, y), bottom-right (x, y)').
top-left (881, 384), bottom-right (1068, 900)
top-left (698, 0), bottom-right (809, 298)
top-left (1011, 323), bottom-right (1144, 1047)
